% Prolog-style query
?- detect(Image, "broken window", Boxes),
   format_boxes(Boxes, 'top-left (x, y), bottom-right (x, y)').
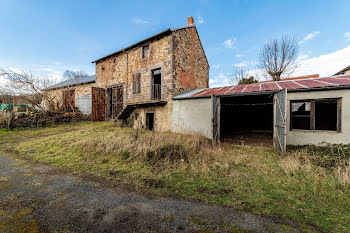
top-left (133, 73), bottom-right (141, 94)
top-left (142, 45), bottom-right (149, 59)
top-left (290, 98), bottom-right (340, 131)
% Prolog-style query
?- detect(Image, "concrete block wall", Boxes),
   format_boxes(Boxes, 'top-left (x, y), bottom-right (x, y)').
top-left (287, 89), bottom-right (350, 145)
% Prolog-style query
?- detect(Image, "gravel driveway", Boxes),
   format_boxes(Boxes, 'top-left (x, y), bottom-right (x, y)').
top-left (0, 153), bottom-right (314, 233)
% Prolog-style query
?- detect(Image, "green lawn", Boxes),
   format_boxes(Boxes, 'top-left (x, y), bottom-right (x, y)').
top-left (1, 121), bottom-right (349, 232)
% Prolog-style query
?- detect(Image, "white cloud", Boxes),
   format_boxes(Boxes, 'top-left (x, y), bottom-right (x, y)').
top-left (299, 31), bottom-right (320, 44)
top-left (222, 38), bottom-right (237, 49)
top-left (235, 54), bottom-right (244, 58)
top-left (212, 64), bottom-right (220, 69)
top-left (294, 45), bottom-right (350, 77)
top-left (297, 54), bottom-right (310, 60)
top-left (209, 79), bottom-right (217, 85)
top-left (233, 61), bottom-right (258, 68)
top-left (209, 73), bottom-right (230, 87)
top-left (197, 16), bottom-right (204, 25)
top-left (345, 32), bottom-right (350, 42)
top-left (297, 50), bottom-right (313, 61)
top-left (233, 61), bottom-right (248, 68)
top-left (132, 18), bottom-right (150, 24)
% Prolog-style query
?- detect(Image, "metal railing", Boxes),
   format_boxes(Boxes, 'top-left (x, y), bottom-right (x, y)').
top-left (152, 84), bottom-right (161, 99)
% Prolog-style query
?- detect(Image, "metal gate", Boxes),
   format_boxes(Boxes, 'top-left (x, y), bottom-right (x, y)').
top-left (212, 96), bottom-right (220, 146)
top-left (273, 89), bottom-right (287, 153)
top-left (92, 87), bottom-right (106, 121)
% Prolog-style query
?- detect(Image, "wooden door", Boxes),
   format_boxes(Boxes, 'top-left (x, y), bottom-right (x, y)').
top-left (63, 89), bottom-right (75, 111)
top-left (273, 89), bottom-right (287, 153)
top-left (212, 96), bottom-right (220, 146)
top-left (92, 87), bottom-right (106, 121)
top-left (112, 86), bottom-right (123, 118)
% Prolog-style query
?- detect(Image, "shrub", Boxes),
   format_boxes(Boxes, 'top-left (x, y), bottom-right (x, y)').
top-left (147, 144), bottom-right (188, 163)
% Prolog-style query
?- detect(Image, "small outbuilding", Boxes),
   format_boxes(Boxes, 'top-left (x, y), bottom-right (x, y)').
top-left (44, 75), bottom-right (96, 114)
top-left (172, 75), bottom-right (350, 152)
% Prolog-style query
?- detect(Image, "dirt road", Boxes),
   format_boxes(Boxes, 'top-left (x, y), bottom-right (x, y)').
top-left (0, 153), bottom-right (311, 232)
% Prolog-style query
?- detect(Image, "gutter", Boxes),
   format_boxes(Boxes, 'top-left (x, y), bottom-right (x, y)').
top-left (173, 85), bottom-right (350, 100)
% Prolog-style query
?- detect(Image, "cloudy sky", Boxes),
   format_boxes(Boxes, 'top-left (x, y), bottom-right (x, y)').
top-left (1, 0), bottom-right (350, 87)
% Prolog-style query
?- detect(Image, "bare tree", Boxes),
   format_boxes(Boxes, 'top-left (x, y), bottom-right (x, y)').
top-left (63, 70), bottom-right (88, 80)
top-left (229, 66), bottom-right (258, 85)
top-left (0, 68), bottom-right (59, 110)
top-left (258, 35), bottom-right (299, 81)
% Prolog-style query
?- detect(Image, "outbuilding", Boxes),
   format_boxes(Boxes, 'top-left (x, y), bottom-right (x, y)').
top-left (172, 75), bottom-right (350, 152)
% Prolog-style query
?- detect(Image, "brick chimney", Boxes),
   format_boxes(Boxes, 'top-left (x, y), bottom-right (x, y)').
top-left (187, 17), bottom-right (194, 25)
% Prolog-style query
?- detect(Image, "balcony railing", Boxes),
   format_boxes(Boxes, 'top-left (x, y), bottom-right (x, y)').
top-left (152, 84), bottom-right (161, 99)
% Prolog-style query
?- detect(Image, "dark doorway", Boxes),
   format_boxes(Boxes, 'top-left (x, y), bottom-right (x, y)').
top-left (146, 113), bottom-right (154, 130)
top-left (220, 94), bottom-right (274, 147)
top-left (152, 69), bottom-right (161, 99)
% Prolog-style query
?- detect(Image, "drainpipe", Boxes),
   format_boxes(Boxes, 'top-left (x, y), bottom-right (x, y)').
top-left (125, 51), bottom-right (128, 102)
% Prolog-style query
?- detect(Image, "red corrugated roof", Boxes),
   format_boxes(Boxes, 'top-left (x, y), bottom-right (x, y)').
top-left (188, 75), bottom-right (350, 97)
top-left (259, 74), bottom-right (319, 82)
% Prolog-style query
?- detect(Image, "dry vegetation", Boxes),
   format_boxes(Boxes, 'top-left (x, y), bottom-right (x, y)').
top-left (0, 121), bottom-right (349, 232)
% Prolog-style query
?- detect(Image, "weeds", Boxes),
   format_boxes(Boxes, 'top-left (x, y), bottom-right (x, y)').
top-left (0, 121), bottom-right (350, 232)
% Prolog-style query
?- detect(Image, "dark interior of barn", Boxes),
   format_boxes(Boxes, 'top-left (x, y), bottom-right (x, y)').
top-left (220, 93), bottom-right (274, 147)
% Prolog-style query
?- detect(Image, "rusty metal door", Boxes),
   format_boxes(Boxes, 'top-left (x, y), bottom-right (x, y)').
top-left (273, 89), bottom-right (287, 153)
top-left (112, 86), bottom-right (123, 118)
top-left (63, 89), bottom-right (75, 111)
top-left (212, 96), bottom-right (220, 146)
top-left (92, 87), bottom-right (106, 121)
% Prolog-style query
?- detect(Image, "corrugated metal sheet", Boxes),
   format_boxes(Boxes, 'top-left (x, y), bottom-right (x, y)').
top-left (173, 75), bottom-right (350, 99)
top-left (46, 75), bottom-right (96, 90)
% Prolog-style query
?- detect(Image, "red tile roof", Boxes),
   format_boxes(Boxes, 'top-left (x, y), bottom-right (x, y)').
top-left (174, 75), bottom-right (350, 99)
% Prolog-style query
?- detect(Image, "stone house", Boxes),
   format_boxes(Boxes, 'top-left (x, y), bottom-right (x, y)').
top-left (90, 17), bottom-right (209, 131)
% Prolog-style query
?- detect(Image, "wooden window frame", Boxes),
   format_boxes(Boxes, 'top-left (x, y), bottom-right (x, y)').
top-left (141, 44), bottom-right (150, 60)
top-left (132, 73), bottom-right (141, 94)
top-left (290, 98), bottom-right (341, 132)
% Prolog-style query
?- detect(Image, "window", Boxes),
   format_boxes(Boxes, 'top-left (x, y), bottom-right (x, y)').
top-left (142, 45), bottom-right (149, 59)
top-left (133, 73), bottom-right (141, 94)
top-left (290, 98), bottom-right (341, 131)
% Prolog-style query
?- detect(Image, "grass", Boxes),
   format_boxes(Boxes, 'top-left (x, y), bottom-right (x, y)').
top-left (1, 121), bottom-right (350, 232)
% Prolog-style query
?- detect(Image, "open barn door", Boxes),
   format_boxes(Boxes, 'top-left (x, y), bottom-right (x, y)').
top-left (273, 89), bottom-right (287, 153)
top-left (212, 96), bottom-right (220, 146)
top-left (92, 87), bottom-right (106, 121)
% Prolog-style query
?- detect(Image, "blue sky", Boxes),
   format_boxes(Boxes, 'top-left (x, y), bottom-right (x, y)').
top-left (1, 0), bottom-right (350, 87)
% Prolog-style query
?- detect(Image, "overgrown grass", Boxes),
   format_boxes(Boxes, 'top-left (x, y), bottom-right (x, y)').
top-left (1, 121), bottom-right (350, 232)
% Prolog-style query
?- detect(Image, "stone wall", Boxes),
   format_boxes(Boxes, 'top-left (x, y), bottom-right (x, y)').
top-left (133, 102), bottom-right (173, 132)
top-left (94, 26), bottom-right (209, 131)
top-left (95, 34), bottom-right (173, 104)
top-left (45, 83), bottom-right (95, 112)
top-left (173, 27), bottom-right (209, 92)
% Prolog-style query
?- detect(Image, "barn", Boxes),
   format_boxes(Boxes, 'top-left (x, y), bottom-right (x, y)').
top-left (172, 75), bottom-right (350, 152)
top-left (44, 75), bottom-right (96, 114)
